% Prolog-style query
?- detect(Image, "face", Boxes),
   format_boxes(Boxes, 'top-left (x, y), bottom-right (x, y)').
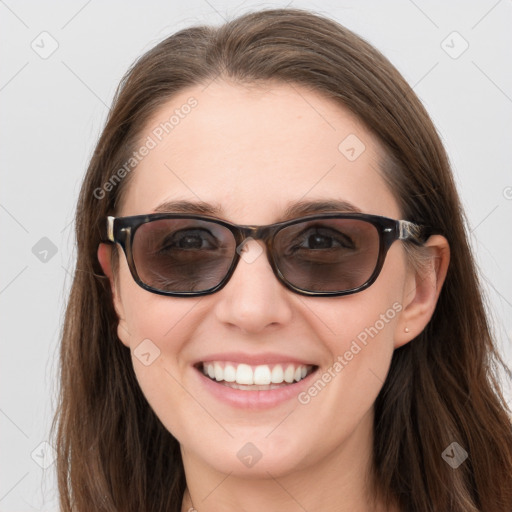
top-left (100, 80), bottom-right (424, 480)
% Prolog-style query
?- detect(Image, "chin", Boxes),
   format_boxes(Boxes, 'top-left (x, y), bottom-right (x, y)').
top-left (181, 433), bottom-right (315, 478)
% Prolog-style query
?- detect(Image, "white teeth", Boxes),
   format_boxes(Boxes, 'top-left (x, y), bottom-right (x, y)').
top-left (254, 365), bottom-right (271, 385)
top-left (224, 364), bottom-right (236, 382)
top-left (284, 365), bottom-right (295, 383)
top-left (214, 362), bottom-right (223, 381)
top-left (236, 364), bottom-right (254, 385)
top-left (271, 365), bottom-right (284, 384)
top-left (201, 361), bottom-right (313, 387)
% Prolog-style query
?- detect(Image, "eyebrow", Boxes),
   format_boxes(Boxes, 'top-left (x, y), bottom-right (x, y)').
top-left (152, 198), bottom-right (362, 221)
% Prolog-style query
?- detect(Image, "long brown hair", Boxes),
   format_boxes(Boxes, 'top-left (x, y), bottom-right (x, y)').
top-left (53, 8), bottom-right (512, 511)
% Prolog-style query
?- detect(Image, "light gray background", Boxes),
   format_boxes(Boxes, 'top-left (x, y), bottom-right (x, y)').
top-left (1, 1), bottom-right (511, 510)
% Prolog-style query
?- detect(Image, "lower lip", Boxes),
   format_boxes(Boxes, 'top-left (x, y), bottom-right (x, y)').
top-left (195, 367), bottom-right (318, 409)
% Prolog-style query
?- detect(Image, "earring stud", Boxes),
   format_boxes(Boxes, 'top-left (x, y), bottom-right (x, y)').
top-left (404, 327), bottom-right (410, 333)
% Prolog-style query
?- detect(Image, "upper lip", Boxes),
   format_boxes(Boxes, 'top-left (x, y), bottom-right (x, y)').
top-left (193, 352), bottom-right (318, 367)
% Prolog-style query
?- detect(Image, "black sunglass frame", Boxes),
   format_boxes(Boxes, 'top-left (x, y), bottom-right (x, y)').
top-left (101, 212), bottom-right (430, 297)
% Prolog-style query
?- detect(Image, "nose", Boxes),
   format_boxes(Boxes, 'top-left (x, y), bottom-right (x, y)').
top-left (213, 238), bottom-right (293, 333)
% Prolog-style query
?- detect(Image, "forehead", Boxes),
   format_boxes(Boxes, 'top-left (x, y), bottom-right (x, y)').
top-left (118, 80), bottom-right (401, 222)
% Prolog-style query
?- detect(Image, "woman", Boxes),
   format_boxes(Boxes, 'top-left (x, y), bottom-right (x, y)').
top-left (53, 8), bottom-right (512, 512)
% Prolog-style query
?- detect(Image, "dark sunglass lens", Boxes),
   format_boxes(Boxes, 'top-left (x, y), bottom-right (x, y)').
top-left (274, 218), bottom-right (380, 292)
top-left (132, 219), bottom-right (235, 293)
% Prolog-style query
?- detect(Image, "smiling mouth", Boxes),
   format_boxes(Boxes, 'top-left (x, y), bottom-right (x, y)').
top-left (196, 361), bottom-right (318, 390)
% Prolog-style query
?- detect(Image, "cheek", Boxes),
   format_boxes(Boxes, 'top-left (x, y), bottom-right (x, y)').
top-left (124, 301), bottom-right (203, 440)
top-left (116, 271), bottom-right (208, 422)
top-left (287, 297), bottom-right (401, 468)
top-left (303, 296), bottom-right (401, 404)
top-left (298, 249), bottom-right (406, 410)
top-left (305, 282), bottom-right (404, 368)
top-left (117, 252), bottom-right (201, 348)
top-left (121, 294), bottom-right (202, 373)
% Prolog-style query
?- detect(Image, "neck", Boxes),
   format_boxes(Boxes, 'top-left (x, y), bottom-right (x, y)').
top-left (180, 410), bottom-right (398, 512)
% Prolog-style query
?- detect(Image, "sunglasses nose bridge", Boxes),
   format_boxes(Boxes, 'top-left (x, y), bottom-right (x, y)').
top-left (234, 225), bottom-right (276, 254)
top-left (229, 226), bottom-right (280, 281)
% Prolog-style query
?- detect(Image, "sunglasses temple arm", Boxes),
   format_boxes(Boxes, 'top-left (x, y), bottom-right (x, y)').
top-left (398, 220), bottom-right (429, 245)
top-left (99, 216), bottom-right (116, 244)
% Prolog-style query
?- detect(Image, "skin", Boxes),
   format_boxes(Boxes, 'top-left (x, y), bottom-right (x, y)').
top-left (98, 80), bottom-right (449, 512)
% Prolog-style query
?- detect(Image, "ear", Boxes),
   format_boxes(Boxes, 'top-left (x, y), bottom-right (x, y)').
top-left (97, 243), bottom-right (131, 348)
top-left (394, 235), bottom-right (450, 348)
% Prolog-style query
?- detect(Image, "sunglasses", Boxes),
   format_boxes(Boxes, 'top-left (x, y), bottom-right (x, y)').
top-left (101, 212), bottom-right (429, 297)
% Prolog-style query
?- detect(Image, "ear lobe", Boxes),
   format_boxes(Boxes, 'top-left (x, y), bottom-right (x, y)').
top-left (394, 235), bottom-right (450, 348)
top-left (97, 243), bottom-right (131, 347)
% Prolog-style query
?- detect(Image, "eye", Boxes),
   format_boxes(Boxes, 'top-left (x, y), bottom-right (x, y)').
top-left (160, 228), bottom-right (218, 251)
top-left (292, 227), bottom-right (355, 251)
